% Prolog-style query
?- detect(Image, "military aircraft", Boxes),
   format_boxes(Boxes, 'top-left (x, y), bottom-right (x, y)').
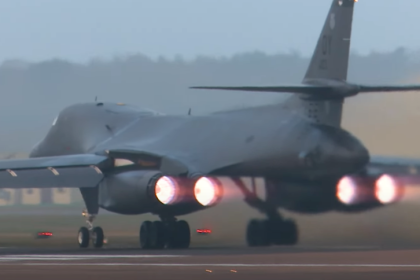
top-left (1, 0), bottom-right (420, 249)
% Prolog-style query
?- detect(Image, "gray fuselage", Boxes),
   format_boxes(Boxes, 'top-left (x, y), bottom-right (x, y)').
top-left (30, 102), bottom-right (369, 182)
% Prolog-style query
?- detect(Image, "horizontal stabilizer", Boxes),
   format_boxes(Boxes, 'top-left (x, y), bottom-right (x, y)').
top-left (357, 84), bottom-right (420, 93)
top-left (0, 154), bottom-right (109, 189)
top-left (191, 81), bottom-right (420, 99)
top-left (191, 85), bottom-right (329, 94)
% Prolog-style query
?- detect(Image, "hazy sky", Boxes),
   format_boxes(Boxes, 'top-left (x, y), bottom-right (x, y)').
top-left (0, 0), bottom-right (419, 63)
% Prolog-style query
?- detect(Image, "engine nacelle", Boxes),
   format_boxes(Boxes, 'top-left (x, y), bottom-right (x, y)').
top-left (336, 174), bottom-right (404, 210)
top-left (266, 174), bottom-right (405, 214)
top-left (266, 179), bottom-right (340, 214)
top-left (98, 170), bottom-right (223, 215)
top-left (99, 170), bottom-right (164, 214)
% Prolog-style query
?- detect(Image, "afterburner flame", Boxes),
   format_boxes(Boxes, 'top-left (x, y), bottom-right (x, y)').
top-left (155, 176), bottom-right (178, 205)
top-left (337, 176), bottom-right (357, 205)
top-left (375, 174), bottom-right (400, 204)
top-left (194, 177), bottom-right (221, 206)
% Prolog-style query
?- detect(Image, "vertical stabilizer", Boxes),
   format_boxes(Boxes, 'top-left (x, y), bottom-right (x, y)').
top-left (304, 0), bottom-right (355, 82)
top-left (190, 0), bottom-right (359, 127)
top-left (294, 0), bottom-right (356, 127)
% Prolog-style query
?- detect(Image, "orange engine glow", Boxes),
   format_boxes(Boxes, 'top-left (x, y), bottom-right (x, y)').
top-left (155, 176), bottom-right (179, 205)
top-left (336, 176), bottom-right (358, 205)
top-left (194, 177), bottom-right (222, 207)
top-left (374, 174), bottom-right (403, 204)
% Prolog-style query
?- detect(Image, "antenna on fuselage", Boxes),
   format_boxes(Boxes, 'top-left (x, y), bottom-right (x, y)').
top-left (188, 108), bottom-right (192, 115)
top-left (95, 96), bottom-right (98, 102)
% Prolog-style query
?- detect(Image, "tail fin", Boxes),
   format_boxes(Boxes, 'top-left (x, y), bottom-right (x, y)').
top-left (190, 0), bottom-right (420, 127)
top-left (192, 0), bottom-right (357, 127)
top-left (304, 0), bottom-right (355, 82)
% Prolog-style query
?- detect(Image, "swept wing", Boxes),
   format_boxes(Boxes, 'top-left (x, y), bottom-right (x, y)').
top-left (0, 154), bottom-right (108, 188)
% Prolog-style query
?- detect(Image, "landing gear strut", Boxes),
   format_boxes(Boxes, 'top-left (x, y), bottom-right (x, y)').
top-left (139, 218), bottom-right (190, 249)
top-left (233, 178), bottom-right (299, 247)
top-left (78, 208), bottom-right (105, 248)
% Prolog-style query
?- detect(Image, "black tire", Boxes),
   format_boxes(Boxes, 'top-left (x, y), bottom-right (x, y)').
top-left (92, 226), bottom-right (104, 248)
top-left (281, 219), bottom-right (298, 246)
top-left (259, 220), bottom-right (271, 247)
top-left (246, 219), bottom-right (260, 247)
top-left (246, 219), bottom-right (270, 247)
top-left (140, 221), bottom-right (152, 249)
top-left (166, 222), bottom-right (177, 249)
top-left (176, 220), bottom-right (190, 249)
top-left (78, 227), bottom-right (90, 248)
top-left (167, 220), bottom-right (191, 249)
top-left (150, 221), bottom-right (165, 249)
top-left (269, 221), bottom-right (283, 245)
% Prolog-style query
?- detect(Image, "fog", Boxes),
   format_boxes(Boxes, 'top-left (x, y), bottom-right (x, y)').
top-left (0, 48), bottom-right (419, 157)
top-left (1, 0), bottom-right (420, 249)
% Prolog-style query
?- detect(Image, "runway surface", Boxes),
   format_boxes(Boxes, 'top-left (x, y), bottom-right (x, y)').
top-left (1, 246), bottom-right (420, 279)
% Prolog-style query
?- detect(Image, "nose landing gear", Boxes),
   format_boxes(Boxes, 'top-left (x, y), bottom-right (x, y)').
top-left (78, 208), bottom-right (105, 248)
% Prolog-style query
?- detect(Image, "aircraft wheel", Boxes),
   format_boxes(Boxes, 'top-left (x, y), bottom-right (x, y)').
top-left (140, 221), bottom-right (153, 249)
top-left (280, 219), bottom-right (298, 245)
top-left (150, 221), bottom-right (165, 249)
top-left (176, 220), bottom-right (191, 249)
top-left (78, 227), bottom-right (90, 248)
top-left (270, 219), bottom-right (299, 246)
top-left (92, 226), bottom-right (104, 248)
top-left (246, 219), bottom-right (259, 247)
top-left (167, 220), bottom-right (191, 249)
top-left (246, 219), bottom-right (270, 247)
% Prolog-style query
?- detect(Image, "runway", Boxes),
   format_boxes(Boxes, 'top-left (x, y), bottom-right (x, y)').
top-left (1, 246), bottom-right (420, 279)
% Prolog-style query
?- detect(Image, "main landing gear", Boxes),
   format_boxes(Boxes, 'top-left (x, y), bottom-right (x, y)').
top-left (78, 209), bottom-right (105, 248)
top-left (232, 178), bottom-right (299, 247)
top-left (246, 218), bottom-right (298, 247)
top-left (139, 218), bottom-right (190, 249)
top-left (76, 208), bottom-right (190, 250)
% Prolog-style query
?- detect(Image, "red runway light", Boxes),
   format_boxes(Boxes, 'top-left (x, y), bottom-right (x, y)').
top-left (36, 231), bottom-right (53, 238)
top-left (196, 229), bottom-right (212, 234)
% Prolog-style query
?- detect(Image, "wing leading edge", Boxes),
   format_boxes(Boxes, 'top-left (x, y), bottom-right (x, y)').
top-left (367, 155), bottom-right (420, 176)
top-left (0, 154), bottom-right (108, 189)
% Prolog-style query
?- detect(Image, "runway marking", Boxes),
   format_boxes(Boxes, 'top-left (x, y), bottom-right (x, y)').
top-left (1, 257), bottom-right (90, 261)
top-left (295, 245), bottom-right (380, 250)
top-left (3, 254), bottom-right (187, 258)
top-left (10, 263), bottom-right (420, 268)
top-left (0, 254), bottom-right (187, 261)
